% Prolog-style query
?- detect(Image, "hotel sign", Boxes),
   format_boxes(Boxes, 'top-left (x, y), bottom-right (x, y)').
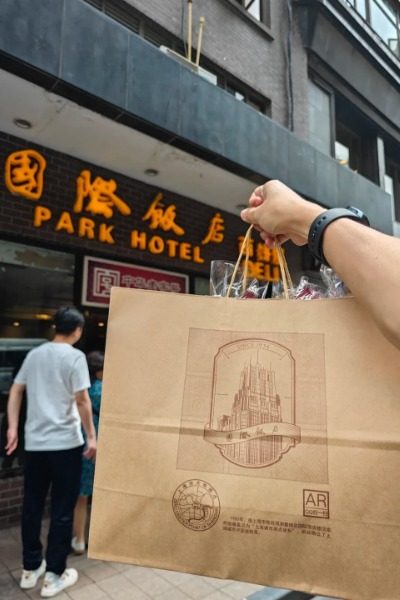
top-left (82, 256), bottom-right (189, 307)
top-left (1, 145), bottom-right (280, 281)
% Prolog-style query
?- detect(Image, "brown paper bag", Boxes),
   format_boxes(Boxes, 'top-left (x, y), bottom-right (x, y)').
top-left (89, 287), bottom-right (400, 600)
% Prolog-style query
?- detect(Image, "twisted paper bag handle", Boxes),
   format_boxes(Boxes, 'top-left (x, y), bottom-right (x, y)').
top-left (226, 225), bottom-right (293, 299)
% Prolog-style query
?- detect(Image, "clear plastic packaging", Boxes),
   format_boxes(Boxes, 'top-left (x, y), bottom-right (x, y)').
top-left (210, 260), bottom-right (243, 298)
top-left (210, 260), bottom-right (270, 299)
top-left (320, 265), bottom-right (348, 298)
top-left (293, 276), bottom-right (324, 300)
top-left (210, 260), bottom-right (348, 301)
top-left (210, 227), bottom-right (347, 301)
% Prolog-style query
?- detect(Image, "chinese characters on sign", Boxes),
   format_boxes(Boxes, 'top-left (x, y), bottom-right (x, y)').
top-left (142, 192), bottom-right (185, 235)
top-left (74, 170), bottom-right (132, 218)
top-left (82, 256), bottom-right (188, 306)
top-left (201, 213), bottom-right (224, 244)
top-left (2, 146), bottom-right (280, 281)
top-left (5, 150), bottom-right (46, 200)
top-left (237, 235), bottom-right (281, 282)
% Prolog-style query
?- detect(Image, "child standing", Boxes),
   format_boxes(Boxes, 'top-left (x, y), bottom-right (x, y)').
top-left (71, 351), bottom-right (104, 554)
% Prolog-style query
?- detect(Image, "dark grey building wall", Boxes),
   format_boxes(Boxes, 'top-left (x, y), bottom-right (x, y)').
top-left (122, 0), bottom-right (310, 139)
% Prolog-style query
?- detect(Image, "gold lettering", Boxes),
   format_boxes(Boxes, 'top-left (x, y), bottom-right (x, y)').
top-left (33, 205), bottom-right (52, 227)
top-left (166, 239), bottom-right (179, 257)
top-left (271, 248), bottom-right (280, 266)
top-left (179, 242), bottom-right (192, 260)
top-left (74, 170), bottom-right (131, 218)
top-left (201, 213), bottom-right (224, 245)
top-left (78, 217), bottom-right (95, 239)
top-left (130, 229), bottom-right (147, 249)
top-left (192, 245), bottom-right (205, 264)
top-left (130, 229), bottom-right (207, 265)
top-left (148, 235), bottom-right (164, 254)
top-left (256, 243), bottom-right (271, 262)
top-left (142, 192), bottom-right (185, 235)
top-left (237, 235), bottom-right (254, 258)
top-left (247, 260), bottom-right (263, 278)
top-left (6, 149), bottom-right (46, 201)
top-left (99, 223), bottom-right (115, 244)
top-left (55, 211), bottom-right (74, 234)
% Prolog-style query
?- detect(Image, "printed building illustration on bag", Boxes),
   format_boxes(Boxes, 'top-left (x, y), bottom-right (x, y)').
top-left (204, 339), bottom-right (301, 468)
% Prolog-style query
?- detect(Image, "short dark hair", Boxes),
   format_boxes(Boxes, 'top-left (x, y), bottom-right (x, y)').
top-left (87, 350), bottom-right (104, 379)
top-left (53, 306), bottom-right (85, 334)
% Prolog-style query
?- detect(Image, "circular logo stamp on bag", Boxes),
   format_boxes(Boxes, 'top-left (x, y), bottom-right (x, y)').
top-left (172, 479), bottom-right (220, 531)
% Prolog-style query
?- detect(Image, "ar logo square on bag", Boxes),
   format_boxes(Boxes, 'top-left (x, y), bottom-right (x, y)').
top-left (303, 489), bottom-right (329, 518)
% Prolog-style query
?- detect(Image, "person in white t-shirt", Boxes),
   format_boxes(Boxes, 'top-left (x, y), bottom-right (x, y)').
top-left (6, 306), bottom-right (96, 598)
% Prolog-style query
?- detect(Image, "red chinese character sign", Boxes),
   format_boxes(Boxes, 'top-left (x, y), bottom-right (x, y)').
top-left (82, 256), bottom-right (189, 307)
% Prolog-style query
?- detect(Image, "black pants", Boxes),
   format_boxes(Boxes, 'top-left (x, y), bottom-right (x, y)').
top-left (22, 446), bottom-right (83, 575)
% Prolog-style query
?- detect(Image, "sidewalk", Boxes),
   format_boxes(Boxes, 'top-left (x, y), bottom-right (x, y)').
top-left (0, 521), bottom-right (298, 600)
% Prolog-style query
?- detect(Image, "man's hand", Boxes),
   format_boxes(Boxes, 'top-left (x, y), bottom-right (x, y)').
top-left (83, 435), bottom-right (97, 460)
top-left (241, 180), bottom-right (324, 247)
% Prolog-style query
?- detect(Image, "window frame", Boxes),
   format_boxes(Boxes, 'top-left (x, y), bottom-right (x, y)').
top-left (345, 0), bottom-right (400, 58)
top-left (335, 121), bottom-right (363, 172)
top-left (309, 73), bottom-right (382, 185)
top-left (234, 0), bottom-right (271, 27)
top-left (386, 157), bottom-right (400, 221)
top-left (308, 74), bottom-right (336, 157)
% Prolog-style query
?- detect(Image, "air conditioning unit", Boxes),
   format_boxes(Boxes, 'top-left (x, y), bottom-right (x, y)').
top-left (159, 46), bottom-right (217, 86)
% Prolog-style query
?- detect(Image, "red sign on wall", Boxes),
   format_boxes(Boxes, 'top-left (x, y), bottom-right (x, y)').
top-left (82, 256), bottom-right (189, 307)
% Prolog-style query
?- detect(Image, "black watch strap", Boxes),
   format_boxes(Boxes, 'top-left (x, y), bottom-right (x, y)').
top-left (308, 207), bottom-right (370, 266)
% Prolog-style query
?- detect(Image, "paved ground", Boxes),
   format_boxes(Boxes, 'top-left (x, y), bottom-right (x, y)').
top-left (0, 522), bottom-right (341, 600)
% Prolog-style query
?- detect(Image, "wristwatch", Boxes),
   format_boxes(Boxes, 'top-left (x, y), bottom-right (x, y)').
top-left (308, 206), bottom-right (370, 266)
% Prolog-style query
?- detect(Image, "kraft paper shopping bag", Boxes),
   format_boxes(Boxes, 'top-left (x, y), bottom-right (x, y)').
top-left (89, 287), bottom-right (400, 600)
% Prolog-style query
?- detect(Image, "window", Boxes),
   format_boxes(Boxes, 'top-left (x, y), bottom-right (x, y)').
top-left (345, 0), bottom-right (400, 58)
top-left (223, 80), bottom-right (271, 115)
top-left (335, 123), bottom-right (362, 171)
top-left (308, 78), bottom-right (387, 184)
top-left (308, 79), bottom-right (333, 156)
top-left (0, 241), bottom-right (75, 476)
top-left (234, 0), bottom-right (270, 26)
top-left (246, 0), bottom-right (261, 20)
top-left (346, 0), bottom-right (368, 19)
top-left (335, 140), bottom-right (351, 167)
top-left (0, 241), bottom-right (75, 340)
top-left (333, 94), bottom-right (380, 183)
top-left (226, 83), bottom-right (245, 102)
top-left (385, 157), bottom-right (400, 221)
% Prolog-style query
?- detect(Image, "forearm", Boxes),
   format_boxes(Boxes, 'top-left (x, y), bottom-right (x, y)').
top-left (76, 395), bottom-right (96, 440)
top-left (323, 219), bottom-right (400, 348)
top-left (241, 180), bottom-right (400, 349)
top-left (7, 384), bottom-right (23, 429)
top-left (80, 404), bottom-right (96, 439)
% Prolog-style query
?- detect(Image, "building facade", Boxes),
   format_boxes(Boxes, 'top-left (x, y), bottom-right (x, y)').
top-left (0, 0), bottom-right (398, 525)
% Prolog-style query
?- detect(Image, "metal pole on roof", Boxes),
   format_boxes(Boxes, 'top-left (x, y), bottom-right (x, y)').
top-left (195, 17), bottom-right (205, 66)
top-left (187, 0), bottom-right (193, 62)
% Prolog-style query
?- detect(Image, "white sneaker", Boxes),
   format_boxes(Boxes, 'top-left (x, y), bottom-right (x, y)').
top-left (40, 568), bottom-right (79, 598)
top-left (71, 536), bottom-right (85, 554)
top-left (20, 559), bottom-right (46, 589)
